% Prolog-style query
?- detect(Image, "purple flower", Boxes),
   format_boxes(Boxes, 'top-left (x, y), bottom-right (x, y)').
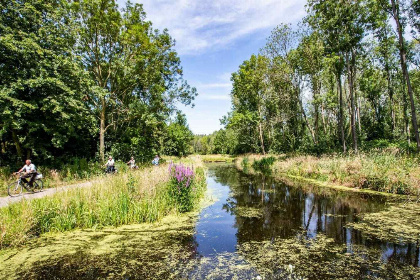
top-left (169, 163), bottom-right (195, 188)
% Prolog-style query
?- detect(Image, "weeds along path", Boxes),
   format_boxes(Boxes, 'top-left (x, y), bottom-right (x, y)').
top-left (0, 181), bottom-right (94, 208)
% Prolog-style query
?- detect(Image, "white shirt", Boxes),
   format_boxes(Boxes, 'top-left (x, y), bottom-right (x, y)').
top-left (22, 164), bottom-right (36, 172)
top-left (129, 159), bottom-right (135, 167)
top-left (106, 159), bottom-right (115, 166)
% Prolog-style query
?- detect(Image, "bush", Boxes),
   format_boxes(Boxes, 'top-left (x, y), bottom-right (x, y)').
top-left (252, 156), bottom-right (276, 172)
top-left (168, 163), bottom-right (197, 212)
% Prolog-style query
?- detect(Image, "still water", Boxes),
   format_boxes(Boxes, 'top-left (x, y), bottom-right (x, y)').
top-left (2, 163), bottom-right (419, 279)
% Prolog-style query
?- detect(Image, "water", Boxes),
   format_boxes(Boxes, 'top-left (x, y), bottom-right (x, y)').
top-left (1, 163), bottom-right (419, 279)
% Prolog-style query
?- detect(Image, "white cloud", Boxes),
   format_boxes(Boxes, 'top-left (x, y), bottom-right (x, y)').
top-left (122, 0), bottom-right (306, 55)
top-left (200, 94), bottom-right (231, 100)
top-left (199, 82), bottom-right (231, 89)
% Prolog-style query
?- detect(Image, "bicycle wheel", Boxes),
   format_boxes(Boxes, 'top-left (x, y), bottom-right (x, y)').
top-left (8, 181), bottom-right (23, 197)
top-left (33, 179), bottom-right (43, 193)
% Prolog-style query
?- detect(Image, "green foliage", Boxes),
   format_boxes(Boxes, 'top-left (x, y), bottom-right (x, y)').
top-left (217, 0), bottom-right (420, 156)
top-left (251, 156), bottom-right (276, 172)
top-left (0, 0), bottom-right (197, 168)
top-left (162, 113), bottom-right (194, 157)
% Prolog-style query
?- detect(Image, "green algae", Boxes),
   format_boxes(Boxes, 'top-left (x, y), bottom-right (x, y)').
top-left (0, 213), bottom-right (196, 279)
top-left (348, 202), bottom-right (420, 244)
top-left (238, 233), bottom-right (420, 280)
top-left (234, 206), bottom-right (263, 218)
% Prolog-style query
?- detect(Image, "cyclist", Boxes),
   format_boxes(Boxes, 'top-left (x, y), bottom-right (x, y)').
top-left (104, 156), bottom-right (115, 173)
top-left (14, 159), bottom-right (37, 187)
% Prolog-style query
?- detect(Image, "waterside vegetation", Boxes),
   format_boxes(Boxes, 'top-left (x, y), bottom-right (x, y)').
top-left (0, 159), bottom-right (206, 248)
top-left (236, 153), bottom-right (420, 196)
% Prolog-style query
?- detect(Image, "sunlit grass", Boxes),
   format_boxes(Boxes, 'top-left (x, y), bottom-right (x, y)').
top-left (0, 162), bottom-right (206, 248)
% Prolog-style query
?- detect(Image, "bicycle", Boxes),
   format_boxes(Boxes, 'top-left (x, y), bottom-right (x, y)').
top-left (7, 172), bottom-right (44, 197)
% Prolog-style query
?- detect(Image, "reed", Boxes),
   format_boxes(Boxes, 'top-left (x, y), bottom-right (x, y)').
top-left (235, 152), bottom-right (420, 195)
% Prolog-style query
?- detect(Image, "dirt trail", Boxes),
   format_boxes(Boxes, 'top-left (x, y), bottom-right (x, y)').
top-left (0, 181), bottom-right (94, 208)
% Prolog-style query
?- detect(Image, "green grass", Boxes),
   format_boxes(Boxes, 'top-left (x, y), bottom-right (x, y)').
top-left (0, 163), bottom-right (206, 248)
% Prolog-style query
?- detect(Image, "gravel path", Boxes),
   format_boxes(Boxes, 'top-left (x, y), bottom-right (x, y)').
top-left (0, 181), bottom-right (94, 208)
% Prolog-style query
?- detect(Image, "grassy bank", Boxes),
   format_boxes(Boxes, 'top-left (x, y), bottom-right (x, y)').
top-left (0, 159), bottom-right (206, 248)
top-left (236, 153), bottom-right (420, 196)
top-left (196, 154), bottom-right (235, 163)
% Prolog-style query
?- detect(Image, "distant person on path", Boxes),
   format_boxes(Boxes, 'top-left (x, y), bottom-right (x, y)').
top-left (14, 159), bottom-right (37, 186)
top-left (127, 157), bottom-right (138, 169)
top-left (152, 155), bottom-right (160, 166)
top-left (104, 156), bottom-right (115, 173)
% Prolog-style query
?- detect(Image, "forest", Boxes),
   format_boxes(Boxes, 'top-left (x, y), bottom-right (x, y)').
top-left (194, 0), bottom-right (420, 156)
top-left (0, 0), bottom-right (195, 169)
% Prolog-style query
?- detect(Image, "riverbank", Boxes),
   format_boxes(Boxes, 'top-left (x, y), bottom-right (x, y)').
top-left (235, 153), bottom-right (420, 196)
top-left (0, 158), bottom-right (206, 249)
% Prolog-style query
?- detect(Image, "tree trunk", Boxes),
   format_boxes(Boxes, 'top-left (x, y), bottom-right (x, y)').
top-left (337, 74), bottom-right (346, 153)
top-left (258, 121), bottom-right (266, 155)
top-left (357, 97), bottom-right (361, 132)
top-left (392, 0), bottom-right (420, 152)
top-left (300, 98), bottom-right (316, 144)
top-left (347, 52), bottom-right (358, 152)
top-left (11, 129), bottom-right (23, 160)
top-left (313, 79), bottom-right (321, 143)
top-left (100, 98), bottom-right (106, 161)
top-left (385, 63), bottom-right (396, 134)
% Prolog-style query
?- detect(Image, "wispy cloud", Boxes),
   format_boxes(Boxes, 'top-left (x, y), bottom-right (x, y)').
top-left (199, 83), bottom-right (232, 89)
top-left (125, 0), bottom-right (306, 55)
top-left (201, 94), bottom-right (231, 100)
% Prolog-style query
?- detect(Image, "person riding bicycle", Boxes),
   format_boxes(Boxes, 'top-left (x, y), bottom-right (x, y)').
top-left (14, 159), bottom-right (37, 187)
top-left (127, 157), bottom-right (138, 169)
top-left (104, 156), bottom-right (115, 173)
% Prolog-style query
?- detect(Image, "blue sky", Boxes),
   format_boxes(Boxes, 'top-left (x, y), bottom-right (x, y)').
top-left (119, 0), bottom-right (306, 134)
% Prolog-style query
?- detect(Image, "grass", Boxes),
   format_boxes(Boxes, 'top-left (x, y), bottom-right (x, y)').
top-left (0, 158), bottom-right (206, 248)
top-left (198, 154), bottom-right (235, 163)
top-left (235, 152), bottom-right (420, 196)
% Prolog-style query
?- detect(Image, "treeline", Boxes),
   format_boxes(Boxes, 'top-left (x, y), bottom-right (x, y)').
top-left (220, 0), bottom-right (420, 155)
top-left (0, 0), bottom-right (195, 168)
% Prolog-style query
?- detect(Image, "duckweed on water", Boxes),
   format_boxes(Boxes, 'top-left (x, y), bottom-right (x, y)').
top-left (238, 233), bottom-right (420, 280)
top-left (348, 202), bottom-right (420, 244)
top-left (234, 206), bottom-right (263, 218)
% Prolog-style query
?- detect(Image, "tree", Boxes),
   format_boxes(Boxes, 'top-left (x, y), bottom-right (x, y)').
top-left (230, 55), bottom-right (270, 154)
top-left (162, 112), bottom-right (193, 157)
top-left (389, 0), bottom-right (420, 151)
top-left (0, 0), bottom-right (95, 164)
top-left (73, 0), bottom-right (197, 161)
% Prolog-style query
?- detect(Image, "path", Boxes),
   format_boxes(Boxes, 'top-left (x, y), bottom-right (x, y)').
top-left (0, 181), bottom-right (94, 208)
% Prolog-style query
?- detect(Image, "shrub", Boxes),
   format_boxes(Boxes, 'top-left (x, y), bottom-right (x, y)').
top-left (168, 163), bottom-right (196, 212)
top-left (252, 156), bottom-right (276, 172)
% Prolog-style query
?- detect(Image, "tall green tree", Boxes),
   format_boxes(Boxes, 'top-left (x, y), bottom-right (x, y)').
top-left (73, 0), bottom-right (197, 161)
top-left (230, 55), bottom-right (270, 154)
top-left (0, 0), bottom-right (95, 164)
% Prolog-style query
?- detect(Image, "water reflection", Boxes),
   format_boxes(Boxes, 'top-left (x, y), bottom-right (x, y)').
top-left (199, 163), bottom-right (420, 269)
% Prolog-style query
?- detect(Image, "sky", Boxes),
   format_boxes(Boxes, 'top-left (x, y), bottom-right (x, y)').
top-left (118, 0), bottom-right (307, 134)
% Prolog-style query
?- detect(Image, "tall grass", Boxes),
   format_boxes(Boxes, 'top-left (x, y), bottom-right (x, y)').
top-left (235, 152), bottom-right (420, 195)
top-left (0, 163), bottom-right (206, 248)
